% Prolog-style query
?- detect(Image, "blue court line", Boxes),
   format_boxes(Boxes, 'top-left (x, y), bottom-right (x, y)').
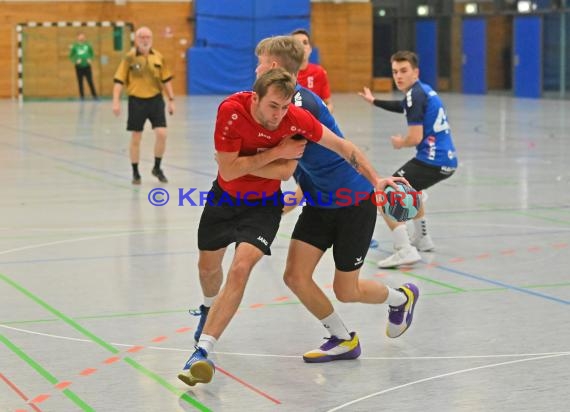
top-left (434, 264), bottom-right (569, 305)
top-left (3, 125), bottom-right (216, 179)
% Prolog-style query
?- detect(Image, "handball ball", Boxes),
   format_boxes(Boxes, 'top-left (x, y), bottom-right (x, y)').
top-left (382, 183), bottom-right (422, 222)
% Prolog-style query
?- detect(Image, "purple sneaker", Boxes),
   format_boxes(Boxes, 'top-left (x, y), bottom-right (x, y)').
top-left (303, 332), bottom-right (361, 363)
top-left (386, 283), bottom-right (419, 338)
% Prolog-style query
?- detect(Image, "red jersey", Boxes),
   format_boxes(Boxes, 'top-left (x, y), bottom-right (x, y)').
top-left (296, 63), bottom-right (331, 101)
top-left (214, 91), bottom-right (323, 197)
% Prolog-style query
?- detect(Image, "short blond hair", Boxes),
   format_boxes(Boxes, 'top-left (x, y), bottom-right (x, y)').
top-left (255, 36), bottom-right (305, 75)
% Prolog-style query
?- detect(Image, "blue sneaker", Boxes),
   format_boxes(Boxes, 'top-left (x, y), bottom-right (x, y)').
top-left (302, 332), bottom-right (361, 363)
top-left (189, 305), bottom-right (210, 343)
top-left (177, 347), bottom-right (215, 386)
top-left (386, 283), bottom-right (419, 338)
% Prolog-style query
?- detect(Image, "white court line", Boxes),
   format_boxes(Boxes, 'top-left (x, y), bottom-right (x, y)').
top-left (326, 353), bottom-right (570, 412)
top-left (0, 226), bottom-right (197, 257)
top-left (2, 325), bottom-right (569, 361)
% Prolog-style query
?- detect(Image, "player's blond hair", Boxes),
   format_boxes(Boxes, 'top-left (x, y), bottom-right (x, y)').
top-left (255, 36), bottom-right (305, 76)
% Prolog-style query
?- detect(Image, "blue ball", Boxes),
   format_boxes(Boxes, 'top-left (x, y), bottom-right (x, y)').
top-left (381, 183), bottom-right (422, 222)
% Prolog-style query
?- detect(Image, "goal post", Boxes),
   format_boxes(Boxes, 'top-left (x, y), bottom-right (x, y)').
top-left (16, 21), bottom-right (134, 101)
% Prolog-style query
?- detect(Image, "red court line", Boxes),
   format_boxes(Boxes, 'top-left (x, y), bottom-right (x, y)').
top-left (0, 372), bottom-right (42, 412)
top-left (79, 368), bottom-right (97, 377)
top-left (54, 381), bottom-right (71, 390)
top-left (249, 303), bottom-right (265, 309)
top-left (216, 366), bottom-right (281, 405)
top-left (29, 394), bottom-right (50, 405)
top-left (103, 356), bottom-right (120, 365)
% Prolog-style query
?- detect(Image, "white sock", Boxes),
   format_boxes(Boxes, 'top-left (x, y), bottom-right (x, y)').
top-left (320, 312), bottom-right (351, 340)
top-left (203, 295), bottom-right (217, 308)
top-left (385, 287), bottom-right (407, 307)
top-left (392, 224), bottom-right (411, 250)
top-left (197, 334), bottom-right (217, 354)
top-left (414, 218), bottom-right (428, 237)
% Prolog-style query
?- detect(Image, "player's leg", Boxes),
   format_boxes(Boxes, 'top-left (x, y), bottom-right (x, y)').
top-left (409, 161), bottom-right (455, 252)
top-left (85, 66), bottom-right (97, 99)
top-left (377, 159), bottom-right (426, 268)
top-left (127, 97), bottom-right (146, 184)
top-left (75, 66), bottom-right (85, 99)
top-left (149, 96), bottom-right (168, 182)
top-left (179, 200), bottom-right (281, 386)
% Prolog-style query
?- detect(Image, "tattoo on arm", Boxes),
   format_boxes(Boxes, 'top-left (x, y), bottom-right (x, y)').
top-left (349, 152), bottom-right (360, 171)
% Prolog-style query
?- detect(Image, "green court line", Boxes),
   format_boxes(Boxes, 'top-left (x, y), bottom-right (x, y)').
top-left (364, 258), bottom-right (466, 292)
top-left (0, 273), bottom-right (211, 412)
top-left (0, 333), bottom-right (94, 411)
top-left (513, 210), bottom-right (570, 225)
top-left (5, 282), bottom-right (570, 326)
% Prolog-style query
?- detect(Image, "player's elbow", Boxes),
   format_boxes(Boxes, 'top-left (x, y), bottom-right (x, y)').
top-left (279, 160), bottom-right (298, 181)
top-left (218, 167), bottom-right (239, 182)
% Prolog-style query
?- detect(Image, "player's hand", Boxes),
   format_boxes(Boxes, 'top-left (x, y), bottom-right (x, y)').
top-left (391, 135), bottom-right (405, 149)
top-left (277, 135), bottom-right (307, 159)
top-left (358, 87), bottom-right (375, 104)
top-left (112, 101), bottom-right (121, 116)
top-left (167, 100), bottom-right (175, 115)
top-left (375, 176), bottom-right (410, 193)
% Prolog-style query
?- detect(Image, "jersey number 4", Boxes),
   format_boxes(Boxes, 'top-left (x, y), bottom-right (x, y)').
top-left (433, 108), bottom-right (450, 133)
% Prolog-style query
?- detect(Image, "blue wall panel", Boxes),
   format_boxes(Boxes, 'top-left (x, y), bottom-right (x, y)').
top-left (462, 18), bottom-right (487, 94)
top-left (196, 0), bottom-right (309, 18)
top-left (514, 16), bottom-right (542, 98)
top-left (254, 18), bottom-right (311, 44)
top-left (188, 48), bottom-right (255, 95)
top-left (196, 17), bottom-right (253, 49)
top-left (415, 19), bottom-right (437, 89)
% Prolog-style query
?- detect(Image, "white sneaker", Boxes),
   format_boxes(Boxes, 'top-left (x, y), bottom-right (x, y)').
top-left (411, 234), bottom-right (435, 252)
top-left (377, 246), bottom-right (421, 268)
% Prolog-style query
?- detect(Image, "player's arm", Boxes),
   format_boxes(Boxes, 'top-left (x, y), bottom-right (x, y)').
top-left (358, 87), bottom-right (403, 113)
top-left (282, 185), bottom-right (303, 215)
top-left (317, 125), bottom-right (408, 192)
top-left (248, 159), bottom-right (298, 181)
top-left (217, 137), bottom-right (306, 182)
top-left (391, 125), bottom-right (423, 149)
top-left (112, 82), bottom-right (123, 116)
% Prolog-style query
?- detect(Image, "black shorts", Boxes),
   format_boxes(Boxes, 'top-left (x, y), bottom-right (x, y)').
top-left (291, 194), bottom-right (377, 272)
top-left (197, 181), bottom-right (283, 255)
top-left (127, 94), bottom-right (166, 132)
top-left (393, 158), bottom-right (455, 191)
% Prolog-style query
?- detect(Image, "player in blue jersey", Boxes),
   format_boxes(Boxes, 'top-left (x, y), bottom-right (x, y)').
top-left (359, 50), bottom-right (458, 268)
top-left (256, 36), bottom-right (420, 362)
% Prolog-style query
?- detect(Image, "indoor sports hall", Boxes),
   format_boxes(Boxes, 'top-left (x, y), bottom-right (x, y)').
top-left (1, 1), bottom-right (569, 411)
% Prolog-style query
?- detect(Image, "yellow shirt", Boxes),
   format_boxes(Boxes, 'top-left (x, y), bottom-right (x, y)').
top-left (113, 48), bottom-right (173, 98)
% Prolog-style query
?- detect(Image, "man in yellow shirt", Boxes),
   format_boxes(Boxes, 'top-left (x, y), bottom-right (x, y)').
top-left (112, 26), bottom-right (175, 184)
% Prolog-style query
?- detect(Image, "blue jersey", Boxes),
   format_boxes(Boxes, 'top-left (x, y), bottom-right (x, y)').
top-left (292, 85), bottom-right (373, 208)
top-left (403, 81), bottom-right (458, 168)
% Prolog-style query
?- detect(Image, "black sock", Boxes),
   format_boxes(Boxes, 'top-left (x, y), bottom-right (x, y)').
top-left (132, 163), bottom-right (140, 176)
top-left (154, 157), bottom-right (162, 170)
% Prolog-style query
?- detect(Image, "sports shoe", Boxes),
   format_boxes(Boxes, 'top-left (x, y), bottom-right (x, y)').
top-left (386, 283), bottom-right (419, 338)
top-left (132, 174), bottom-right (141, 185)
top-left (152, 168), bottom-right (168, 183)
top-left (177, 347), bottom-right (215, 386)
top-left (302, 332), bottom-right (361, 363)
top-left (189, 305), bottom-right (210, 343)
top-left (411, 234), bottom-right (435, 252)
top-left (377, 246), bottom-right (421, 268)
